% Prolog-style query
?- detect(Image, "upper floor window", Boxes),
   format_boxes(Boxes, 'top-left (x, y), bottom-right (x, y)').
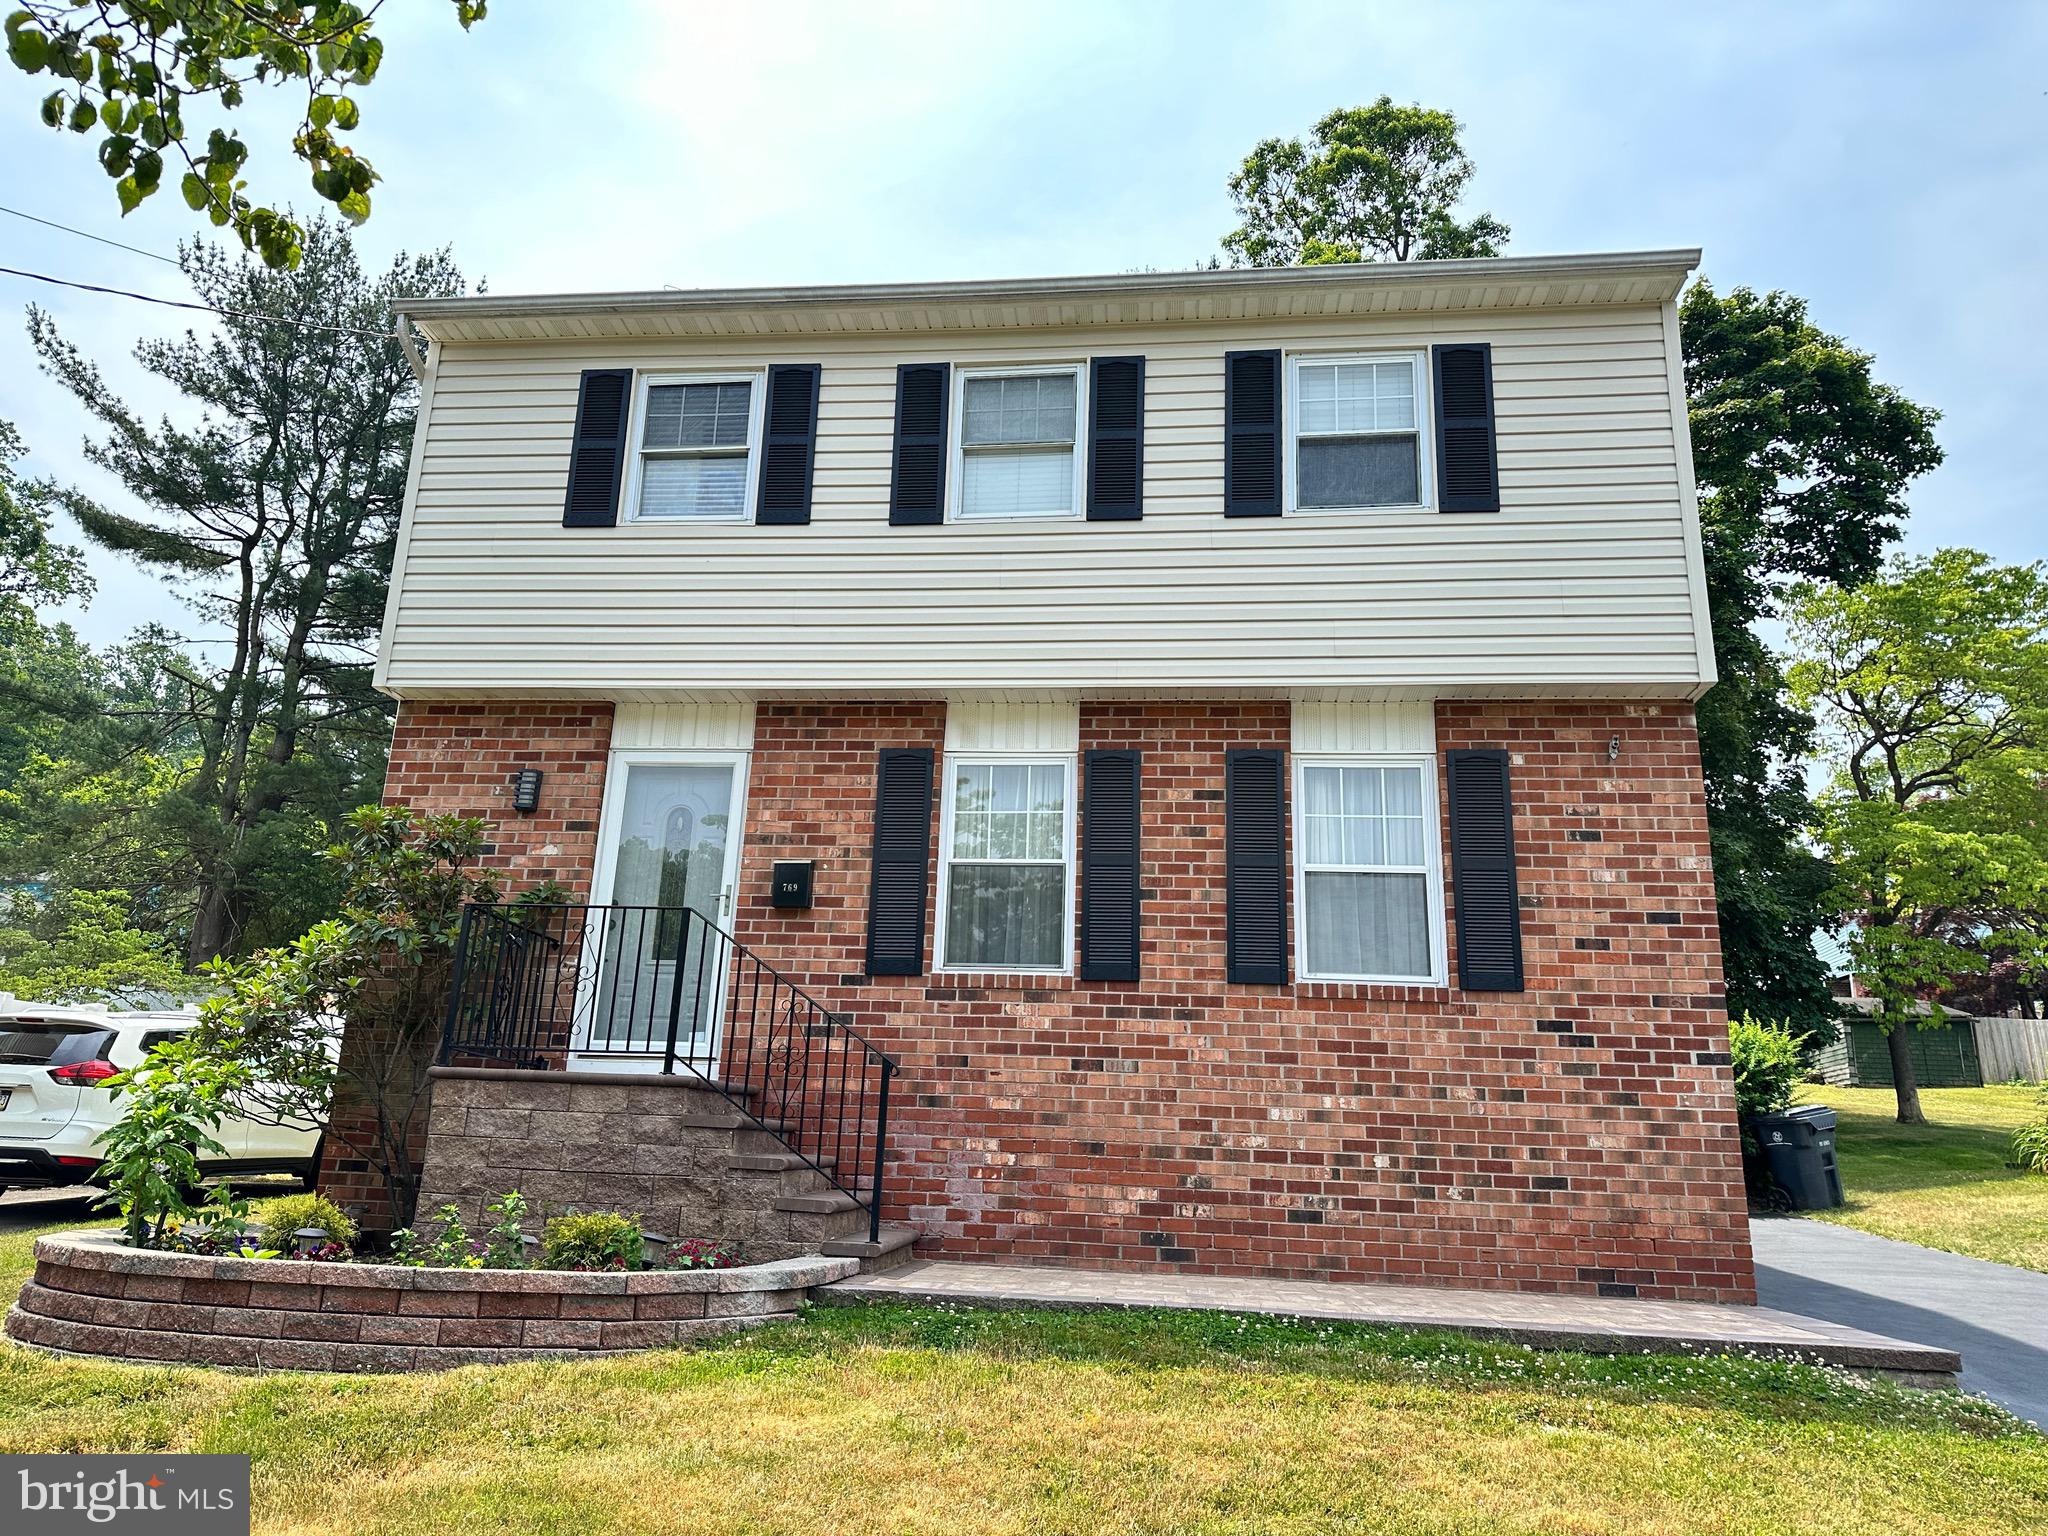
top-left (951, 364), bottom-right (1086, 521)
top-left (628, 372), bottom-right (765, 521)
top-left (1287, 352), bottom-right (1433, 512)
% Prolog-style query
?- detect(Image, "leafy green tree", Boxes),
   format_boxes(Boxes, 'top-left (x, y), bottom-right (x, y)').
top-left (191, 804), bottom-right (509, 1229)
top-left (0, 417), bottom-right (90, 608)
top-left (28, 215), bottom-right (463, 962)
top-left (1788, 550), bottom-right (2048, 1124)
top-left (1223, 99), bottom-right (1508, 267)
top-left (5, 1), bottom-right (485, 267)
top-left (0, 885), bottom-right (196, 1003)
top-left (1684, 283), bottom-right (1945, 1041)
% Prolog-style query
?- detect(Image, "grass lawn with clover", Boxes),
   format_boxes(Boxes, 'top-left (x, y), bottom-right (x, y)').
top-left (1797, 1083), bottom-right (2048, 1273)
top-left (2, 1206), bottom-right (2045, 1535)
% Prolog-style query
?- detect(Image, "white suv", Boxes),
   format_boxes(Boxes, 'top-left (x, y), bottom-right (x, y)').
top-left (0, 1005), bottom-right (325, 1197)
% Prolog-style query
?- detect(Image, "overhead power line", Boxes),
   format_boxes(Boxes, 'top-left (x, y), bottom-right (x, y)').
top-left (0, 264), bottom-right (398, 341)
top-left (0, 201), bottom-right (181, 265)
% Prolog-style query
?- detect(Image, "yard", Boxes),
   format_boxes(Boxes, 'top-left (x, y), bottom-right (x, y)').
top-left (2, 1211), bottom-right (2045, 1534)
top-left (1798, 1083), bottom-right (2048, 1273)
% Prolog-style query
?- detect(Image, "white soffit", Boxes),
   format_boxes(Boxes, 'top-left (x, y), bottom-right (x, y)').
top-left (610, 700), bottom-right (756, 751)
top-left (944, 700), bottom-right (1081, 754)
top-left (1291, 701), bottom-right (1436, 755)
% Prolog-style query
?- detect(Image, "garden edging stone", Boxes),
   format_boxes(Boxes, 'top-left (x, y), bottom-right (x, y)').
top-left (4, 1229), bottom-right (856, 1373)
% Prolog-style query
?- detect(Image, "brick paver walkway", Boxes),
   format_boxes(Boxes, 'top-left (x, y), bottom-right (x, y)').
top-left (824, 1260), bottom-right (1961, 1381)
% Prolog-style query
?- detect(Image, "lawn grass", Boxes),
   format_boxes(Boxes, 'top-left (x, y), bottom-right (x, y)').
top-left (2, 1212), bottom-right (2045, 1533)
top-left (1796, 1083), bottom-right (2048, 1272)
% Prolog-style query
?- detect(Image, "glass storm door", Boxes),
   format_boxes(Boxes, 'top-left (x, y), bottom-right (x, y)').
top-left (585, 758), bottom-right (741, 1066)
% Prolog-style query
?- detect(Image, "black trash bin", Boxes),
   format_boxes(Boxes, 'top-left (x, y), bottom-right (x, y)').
top-left (1750, 1105), bottom-right (1844, 1210)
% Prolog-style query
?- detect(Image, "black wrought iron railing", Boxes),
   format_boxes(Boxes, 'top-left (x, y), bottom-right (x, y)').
top-left (440, 902), bottom-right (899, 1243)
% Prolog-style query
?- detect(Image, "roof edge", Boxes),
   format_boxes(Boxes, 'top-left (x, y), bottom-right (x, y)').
top-left (390, 248), bottom-right (1701, 326)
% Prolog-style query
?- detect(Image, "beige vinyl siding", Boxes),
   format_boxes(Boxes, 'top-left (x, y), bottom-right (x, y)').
top-left (378, 305), bottom-right (1710, 700)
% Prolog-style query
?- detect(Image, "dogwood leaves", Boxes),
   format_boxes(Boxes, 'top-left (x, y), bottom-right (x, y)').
top-left (6, 2), bottom-right (488, 268)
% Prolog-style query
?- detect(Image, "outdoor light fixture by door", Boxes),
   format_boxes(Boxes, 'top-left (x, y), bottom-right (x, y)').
top-left (512, 768), bottom-right (544, 813)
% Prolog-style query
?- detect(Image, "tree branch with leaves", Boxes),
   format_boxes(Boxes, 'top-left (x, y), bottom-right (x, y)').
top-left (5, 1), bottom-right (485, 266)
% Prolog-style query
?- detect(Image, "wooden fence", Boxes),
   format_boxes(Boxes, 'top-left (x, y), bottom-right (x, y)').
top-left (1974, 1015), bottom-right (2048, 1084)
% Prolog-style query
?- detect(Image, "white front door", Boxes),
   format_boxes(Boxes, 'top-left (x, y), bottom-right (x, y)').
top-left (573, 751), bottom-right (748, 1072)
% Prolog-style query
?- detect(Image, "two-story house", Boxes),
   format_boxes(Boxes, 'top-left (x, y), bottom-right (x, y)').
top-left (347, 250), bottom-right (1755, 1302)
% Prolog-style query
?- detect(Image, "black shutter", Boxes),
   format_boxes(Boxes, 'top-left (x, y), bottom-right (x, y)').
top-left (1087, 356), bottom-right (1145, 521)
top-left (1223, 349), bottom-right (1283, 517)
top-left (864, 747), bottom-right (934, 976)
top-left (1432, 343), bottom-right (1500, 513)
top-left (1224, 748), bottom-right (1288, 984)
top-left (1446, 748), bottom-right (1524, 990)
top-left (756, 363), bottom-right (821, 525)
top-left (888, 363), bottom-right (950, 525)
top-left (562, 368), bottom-right (632, 527)
top-left (1079, 749), bottom-right (1142, 980)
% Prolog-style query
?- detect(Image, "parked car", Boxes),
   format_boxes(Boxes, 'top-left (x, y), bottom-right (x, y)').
top-left (0, 1004), bottom-right (327, 1197)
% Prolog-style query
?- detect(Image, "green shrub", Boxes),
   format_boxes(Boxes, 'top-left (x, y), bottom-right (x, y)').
top-left (2012, 1093), bottom-right (2048, 1174)
top-left (252, 1193), bottom-right (359, 1254)
top-left (541, 1210), bottom-right (642, 1272)
top-left (482, 1190), bottom-right (531, 1268)
top-left (387, 1203), bottom-right (485, 1268)
top-left (94, 1033), bottom-right (247, 1247)
top-left (1729, 1014), bottom-right (1803, 1121)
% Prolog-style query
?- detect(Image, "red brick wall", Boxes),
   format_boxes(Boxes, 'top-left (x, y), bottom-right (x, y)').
top-left (361, 696), bottom-right (1752, 1301)
top-left (379, 701), bottom-right (616, 891)
top-left (730, 699), bottom-right (1751, 1303)
top-left (320, 701), bottom-right (616, 1226)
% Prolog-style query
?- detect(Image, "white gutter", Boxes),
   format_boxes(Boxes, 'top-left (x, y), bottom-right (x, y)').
top-left (391, 310), bottom-right (427, 381)
top-left (386, 248), bottom-right (1702, 328)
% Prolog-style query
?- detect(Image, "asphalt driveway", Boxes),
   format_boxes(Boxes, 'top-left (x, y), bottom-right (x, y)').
top-left (1753, 1216), bottom-right (2048, 1426)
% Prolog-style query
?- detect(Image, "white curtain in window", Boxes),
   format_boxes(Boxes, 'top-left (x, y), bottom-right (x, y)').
top-left (1301, 762), bottom-right (1432, 978)
top-left (1305, 872), bottom-right (1431, 978)
top-left (944, 760), bottom-right (1067, 967)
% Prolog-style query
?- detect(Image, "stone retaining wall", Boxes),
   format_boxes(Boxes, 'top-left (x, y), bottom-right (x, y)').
top-left (5, 1229), bottom-right (856, 1373)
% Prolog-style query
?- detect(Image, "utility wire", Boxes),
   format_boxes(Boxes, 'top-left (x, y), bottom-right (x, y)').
top-left (0, 201), bottom-right (182, 266)
top-left (0, 264), bottom-right (398, 340)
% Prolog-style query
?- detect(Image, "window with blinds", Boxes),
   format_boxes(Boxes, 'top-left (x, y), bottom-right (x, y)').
top-left (952, 366), bottom-right (1084, 521)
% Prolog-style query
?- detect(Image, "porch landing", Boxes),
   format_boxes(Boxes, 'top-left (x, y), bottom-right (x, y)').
top-left (818, 1259), bottom-right (1963, 1386)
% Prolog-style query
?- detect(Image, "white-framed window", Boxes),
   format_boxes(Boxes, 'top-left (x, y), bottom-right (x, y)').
top-left (624, 371), bottom-right (767, 522)
top-left (1286, 351), bottom-right (1433, 513)
top-left (949, 363), bottom-right (1087, 521)
top-left (935, 754), bottom-right (1075, 973)
top-left (1293, 754), bottom-right (1446, 984)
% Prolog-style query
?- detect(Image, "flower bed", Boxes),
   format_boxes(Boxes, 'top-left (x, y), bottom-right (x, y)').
top-left (5, 1228), bottom-right (857, 1372)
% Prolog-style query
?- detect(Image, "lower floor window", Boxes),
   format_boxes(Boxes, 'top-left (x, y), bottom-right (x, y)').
top-left (1297, 759), bottom-right (1441, 981)
top-left (939, 757), bottom-right (1073, 971)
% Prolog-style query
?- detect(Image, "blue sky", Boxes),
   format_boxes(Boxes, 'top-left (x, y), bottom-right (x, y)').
top-left (3, 0), bottom-right (2042, 649)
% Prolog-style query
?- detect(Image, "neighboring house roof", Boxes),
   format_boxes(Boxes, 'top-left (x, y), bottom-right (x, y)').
top-left (391, 249), bottom-right (1703, 344)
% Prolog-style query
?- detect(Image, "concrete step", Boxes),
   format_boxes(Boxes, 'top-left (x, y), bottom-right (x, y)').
top-left (821, 1222), bottom-right (919, 1272)
top-left (724, 1152), bottom-right (837, 1174)
top-left (680, 1113), bottom-right (793, 1136)
top-left (772, 1187), bottom-right (874, 1216)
